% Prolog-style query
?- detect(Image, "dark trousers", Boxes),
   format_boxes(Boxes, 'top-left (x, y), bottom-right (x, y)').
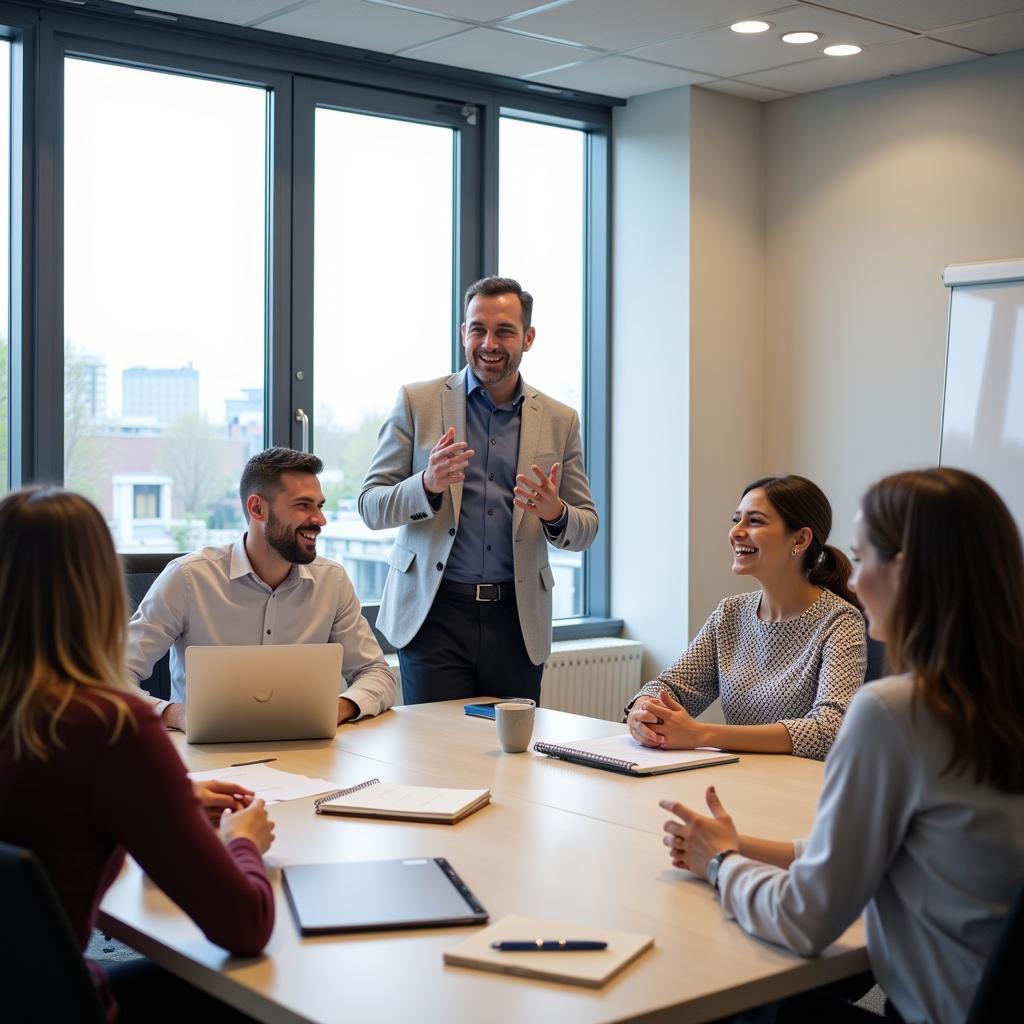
top-left (397, 585), bottom-right (544, 705)
top-left (729, 972), bottom-right (902, 1024)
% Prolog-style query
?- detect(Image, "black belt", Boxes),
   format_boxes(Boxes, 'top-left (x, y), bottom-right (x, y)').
top-left (440, 580), bottom-right (514, 602)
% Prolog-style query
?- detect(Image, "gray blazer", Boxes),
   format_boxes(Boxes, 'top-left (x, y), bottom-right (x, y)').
top-left (358, 369), bottom-right (599, 665)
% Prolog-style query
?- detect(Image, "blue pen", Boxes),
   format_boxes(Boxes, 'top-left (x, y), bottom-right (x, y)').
top-left (491, 939), bottom-right (608, 952)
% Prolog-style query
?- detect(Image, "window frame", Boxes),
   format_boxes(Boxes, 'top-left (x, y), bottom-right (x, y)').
top-left (6, 0), bottom-right (618, 638)
top-left (291, 74), bottom-right (482, 457)
top-left (5, 11), bottom-right (34, 492)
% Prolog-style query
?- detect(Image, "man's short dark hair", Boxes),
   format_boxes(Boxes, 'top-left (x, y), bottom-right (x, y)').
top-left (463, 276), bottom-right (534, 330)
top-left (239, 447), bottom-right (323, 520)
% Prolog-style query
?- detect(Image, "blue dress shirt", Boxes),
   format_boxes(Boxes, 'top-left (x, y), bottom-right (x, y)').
top-left (444, 371), bottom-right (524, 583)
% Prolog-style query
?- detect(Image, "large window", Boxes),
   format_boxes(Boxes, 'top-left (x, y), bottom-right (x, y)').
top-left (499, 115), bottom-right (586, 617)
top-left (5, 5), bottom-right (611, 629)
top-left (311, 108), bottom-right (455, 602)
top-left (63, 58), bottom-right (267, 551)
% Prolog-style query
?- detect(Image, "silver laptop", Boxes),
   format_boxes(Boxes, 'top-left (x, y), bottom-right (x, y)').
top-left (184, 644), bottom-right (342, 744)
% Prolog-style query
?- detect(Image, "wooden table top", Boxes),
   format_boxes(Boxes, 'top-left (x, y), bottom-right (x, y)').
top-left (99, 700), bottom-right (866, 1024)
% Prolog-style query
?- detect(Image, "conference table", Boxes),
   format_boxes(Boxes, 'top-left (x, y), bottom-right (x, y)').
top-left (98, 701), bottom-right (868, 1024)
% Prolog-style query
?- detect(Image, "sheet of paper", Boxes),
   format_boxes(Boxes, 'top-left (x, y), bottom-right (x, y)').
top-left (188, 764), bottom-right (340, 803)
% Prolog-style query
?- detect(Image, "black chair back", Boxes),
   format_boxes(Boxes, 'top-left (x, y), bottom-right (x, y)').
top-left (966, 880), bottom-right (1024, 1022)
top-left (865, 637), bottom-right (887, 682)
top-left (0, 842), bottom-right (107, 1023)
top-left (122, 552), bottom-right (182, 703)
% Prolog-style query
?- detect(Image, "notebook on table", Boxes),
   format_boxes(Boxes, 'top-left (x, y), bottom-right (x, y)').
top-left (533, 732), bottom-right (739, 776)
top-left (444, 914), bottom-right (653, 989)
top-left (314, 778), bottom-right (491, 824)
top-left (184, 643), bottom-right (342, 744)
top-left (283, 857), bottom-right (488, 935)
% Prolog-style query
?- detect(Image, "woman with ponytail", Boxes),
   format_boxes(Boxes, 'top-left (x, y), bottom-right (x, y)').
top-left (626, 475), bottom-right (865, 760)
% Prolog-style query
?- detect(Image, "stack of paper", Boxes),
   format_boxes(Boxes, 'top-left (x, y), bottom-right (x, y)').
top-left (316, 781), bottom-right (491, 824)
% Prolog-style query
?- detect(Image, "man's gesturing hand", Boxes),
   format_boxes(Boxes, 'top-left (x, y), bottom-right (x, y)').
top-left (422, 427), bottom-right (475, 496)
top-left (514, 463), bottom-right (565, 523)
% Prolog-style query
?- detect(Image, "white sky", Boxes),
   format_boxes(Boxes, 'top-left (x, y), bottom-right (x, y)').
top-left (64, 59), bottom-right (266, 422)
top-left (61, 58), bottom-right (584, 435)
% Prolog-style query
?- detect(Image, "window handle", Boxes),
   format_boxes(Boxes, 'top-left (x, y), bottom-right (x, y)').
top-left (294, 408), bottom-right (309, 452)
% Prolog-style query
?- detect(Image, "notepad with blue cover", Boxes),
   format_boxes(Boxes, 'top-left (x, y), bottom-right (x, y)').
top-left (283, 857), bottom-right (488, 935)
top-left (533, 732), bottom-right (738, 775)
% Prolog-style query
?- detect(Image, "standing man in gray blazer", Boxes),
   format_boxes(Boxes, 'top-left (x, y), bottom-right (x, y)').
top-left (358, 276), bottom-right (598, 704)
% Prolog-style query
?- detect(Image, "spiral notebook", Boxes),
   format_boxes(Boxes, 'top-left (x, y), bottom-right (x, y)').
top-left (314, 778), bottom-right (491, 824)
top-left (533, 733), bottom-right (738, 776)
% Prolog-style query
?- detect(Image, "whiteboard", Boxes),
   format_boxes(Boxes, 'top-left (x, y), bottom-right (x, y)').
top-left (940, 258), bottom-right (1024, 537)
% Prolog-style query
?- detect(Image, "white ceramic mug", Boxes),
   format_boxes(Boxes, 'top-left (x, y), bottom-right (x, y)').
top-left (495, 700), bottom-right (536, 753)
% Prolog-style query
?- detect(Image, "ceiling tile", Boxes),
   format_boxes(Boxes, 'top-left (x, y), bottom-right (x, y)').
top-left (528, 55), bottom-right (713, 98)
top-left (630, 4), bottom-right (912, 78)
top-left (399, 26), bottom-right (601, 76)
top-left (812, 1), bottom-right (1024, 32)
top-left (928, 11), bottom-right (1024, 53)
top-left (107, 0), bottom-right (297, 23)
top-left (506, 0), bottom-right (777, 52)
top-left (739, 35), bottom-right (981, 93)
top-left (256, 0), bottom-right (467, 52)
top-left (369, 1), bottom-right (550, 22)
top-left (699, 78), bottom-right (793, 102)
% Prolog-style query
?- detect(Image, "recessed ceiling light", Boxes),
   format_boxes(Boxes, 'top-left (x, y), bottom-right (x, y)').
top-left (731, 20), bottom-right (772, 34)
top-left (782, 31), bottom-right (820, 45)
top-left (823, 43), bottom-right (862, 56)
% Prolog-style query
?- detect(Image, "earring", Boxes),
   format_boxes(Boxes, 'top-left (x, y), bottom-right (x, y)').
top-left (792, 548), bottom-right (799, 557)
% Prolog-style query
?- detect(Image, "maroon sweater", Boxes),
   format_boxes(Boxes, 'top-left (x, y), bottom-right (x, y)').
top-left (0, 689), bottom-right (274, 1020)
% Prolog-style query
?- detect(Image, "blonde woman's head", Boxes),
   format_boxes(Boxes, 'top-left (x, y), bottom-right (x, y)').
top-left (0, 487), bottom-right (133, 759)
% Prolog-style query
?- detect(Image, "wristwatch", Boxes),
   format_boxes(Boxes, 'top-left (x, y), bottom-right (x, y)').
top-left (707, 848), bottom-right (738, 890)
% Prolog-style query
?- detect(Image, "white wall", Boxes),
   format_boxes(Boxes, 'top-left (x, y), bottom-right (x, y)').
top-left (763, 48), bottom-right (1024, 546)
top-left (610, 49), bottom-right (1024, 681)
top-left (611, 86), bottom-right (765, 680)
top-left (688, 87), bottom-right (765, 640)
top-left (610, 87), bottom-right (691, 680)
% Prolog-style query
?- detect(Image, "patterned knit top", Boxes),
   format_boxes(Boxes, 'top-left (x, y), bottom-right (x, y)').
top-left (632, 589), bottom-right (867, 760)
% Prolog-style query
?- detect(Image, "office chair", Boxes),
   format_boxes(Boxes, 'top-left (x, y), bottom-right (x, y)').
top-left (0, 842), bottom-right (107, 1023)
top-left (965, 880), bottom-right (1024, 1022)
top-left (864, 637), bottom-right (887, 682)
top-left (122, 552), bottom-right (181, 702)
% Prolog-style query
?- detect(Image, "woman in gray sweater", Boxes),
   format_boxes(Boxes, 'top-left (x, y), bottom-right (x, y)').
top-left (661, 467), bottom-right (1024, 1023)
top-left (628, 474), bottom-right (866, 760)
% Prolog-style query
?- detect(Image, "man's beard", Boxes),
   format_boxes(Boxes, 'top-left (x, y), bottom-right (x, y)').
top-left (265, 510), bottom-right (317, 564)
top-left (472, 349), bottom-right (520, 385)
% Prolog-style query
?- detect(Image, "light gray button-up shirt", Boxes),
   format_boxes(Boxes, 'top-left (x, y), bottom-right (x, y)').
top-left (126, 536), bottom-right (397, 718)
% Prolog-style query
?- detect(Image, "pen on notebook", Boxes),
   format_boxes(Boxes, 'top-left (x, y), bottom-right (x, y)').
top-left (228, 757), bottom-right (277, 767)
top-left (490, 940), bottom-right (608, 952)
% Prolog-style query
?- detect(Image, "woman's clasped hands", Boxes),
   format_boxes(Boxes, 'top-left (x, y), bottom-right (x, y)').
top-left (627, 690), bottom-right (709, 750)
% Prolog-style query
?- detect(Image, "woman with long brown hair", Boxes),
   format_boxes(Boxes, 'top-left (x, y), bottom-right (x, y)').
top-left (661, 468), bottom-right (1024, 1022)
top-left (0, 488), bottom-right (275, 1021)
top-left (627, 474), bottom-right (866, 760)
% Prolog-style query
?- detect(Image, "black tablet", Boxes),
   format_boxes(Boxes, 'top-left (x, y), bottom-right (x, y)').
top-left (283, 857), bottom-right (488, 935)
